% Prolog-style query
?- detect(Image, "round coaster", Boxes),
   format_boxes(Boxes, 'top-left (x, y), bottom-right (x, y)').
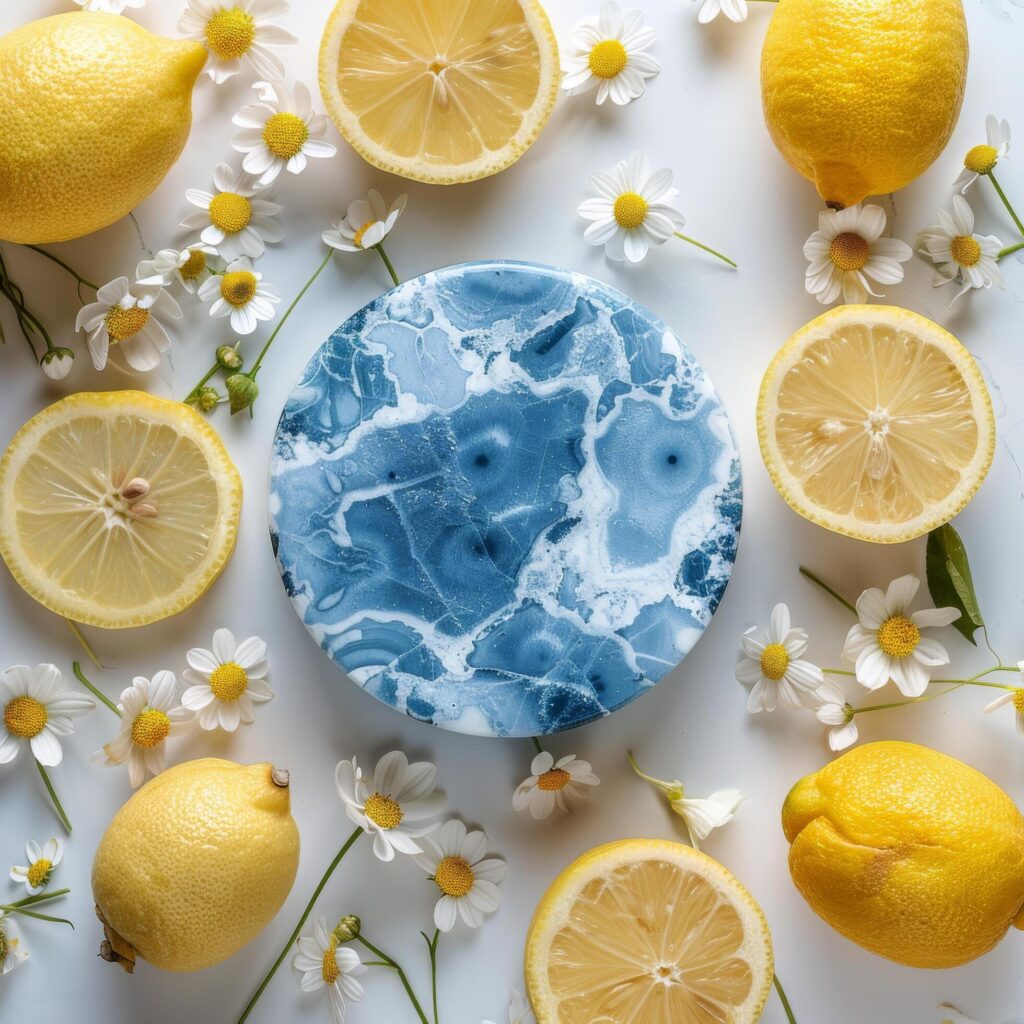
top-left (270, 261), bottom-right (741, 737)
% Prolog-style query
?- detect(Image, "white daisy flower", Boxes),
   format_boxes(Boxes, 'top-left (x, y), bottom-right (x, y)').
top-left (483, 990), bottom-right (537, 1024)
top-left (0, 912), bottom-right (28, 978)
top-left (811, 678), bottom-right (858, 752)
top-left (415, 819), bottom-right (506, 932)
top-left (0, 664), bottom-right (94, 768)
top-left (982, 662), bottom-right (1024, 738)
top-left (842, 575), bottom-right (960, 697)
top-left (179, 0), bottom-right (297, 85)
top-left (561, 2), bottom-right (660, 107)
top-left (197, 257), bottom-right (279, 335)
top-left (75, 277), bottom-right (182, 373)
top-left (181, 627), bottom-right (273, 732)
top-left (9, 838), bottom-right (62, 897)
top-left (180, 162), bottom-right (284, 261)
top-left (136, 246), bottom-right (222, 295)
top-left (579, 151), bottom-right (686, 263)
top-left (917, 196), bottom-right (1005, 304)
top-left (232, 79), bottom-right (337, 186)
top-left (954, 115), bottom-right (1012, 193)
top-left (40, 348), bottom-right (75, 381)
top-left (72, 0), bottom-right (145, 12)
top-left (695, 0), bottom-right (748, 23)
top-left (512, 751), bottom-right (599, 819)
top-left (91, 672), bottom-right (194, 789)
top-left (323, 191), bottom-right (407, 253)
top-left (735, 603), bottom-right (824, 712)
top-left (803, 204), bottom-right (913, 305)
top-left (292, 916), bottom-right (366, 1024)
top-left (335, 751), bottom-right (445, 862)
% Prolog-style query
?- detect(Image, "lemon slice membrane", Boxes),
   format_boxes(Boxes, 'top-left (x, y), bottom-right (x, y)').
top-left (319, 0), bottom-right (560, 183)
top-left (757, 305), bottom-right (994, 544)
top-left (0, 392), bottom-right (242, 628)
top-left (525, 839), bottom-right (774, 1024)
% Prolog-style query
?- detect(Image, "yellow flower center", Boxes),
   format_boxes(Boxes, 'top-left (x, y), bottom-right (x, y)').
top-left (208, 192), bottom-right (252, 234)
top-left (104, 304), bottom-right (150, 342)
top-left (950, 234), bottom-right (982, 268)
top-left (588, 39), bottom-right (629, 79)
top-left (322, 943), bottom-right (339, 985)
top-left (613, 191), bottom-right (648, 230)
top-left (131, 708), bottom-right (171, 749)
top-left (27, 859), bottom-right (52, 889)
top-left (262, 112), bottom-right (309, 159)
top-left (204, 7), bottom-right (256, 60)
top-left (876, 615), bottom-right (921, 659)
top-left (352, 219), bottom-right (377, 249)
top-left (828, 231), bottom-right (870, 272)
top-left (180, 248), bottom-right (207, 281)
top-left (1012, 689), bottom-right (1024, 714)
top-left (964, 143), bottom-right (999, 175)
top-left (209, 662), bottom-right (248, 701)
top-left (220, 270), bottom-right (258, 307)
top-left (3, 696), bottom-right (48, 738)
top-left (364, 792), bottom-right (403, 830)
top-left (537, 767), bottom-right (571, 792)
top-left (434, 855), bottom-right (475, 897)
top-left (759, 643), bottom-right (790, 682)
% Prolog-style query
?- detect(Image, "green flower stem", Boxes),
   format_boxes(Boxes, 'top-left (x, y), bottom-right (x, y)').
top-left (25, 245), bottom-right (99, 292)
top-left (73, 661), bottom-right (120, 716)
top-left (673, 232), bottom-right (737, 268)
top-left (35, 760), bottom-right (71, 834)
top-left (822, 668), bottom-right (856, 677)
top-left (356, 935), bottom-right (430, 1024)
top-left (237, 827), bottom-right (362, 1024)
top-left (248, 249), bottom-right (334, 380)
top-left (183, 361), bottom-right (221, 405)
top-left (854, 684), bottom-right (964, 715)
top-left (374, 244), bottom-right (401, 287)
top-left (4, 888), bottom-right (70, 911)
top-left (530, 736), bottom-right (544, 755)
top-left (1, 905), bottom-right (74, 928)
top-left (773, 974), bottom-right (798, 1024)
top-left (987, 171), bottom-right (1024, 239)
top-left (421, 928), bottom-right (441, 1024)
top-left (798, 567), bottom-right (856, 615)
top-left (0, 248), bottom-right (54, 356)
top-left (65, 619), bottom-right (103, 669)
top-left (998, 241), bottom-right (1024, 260)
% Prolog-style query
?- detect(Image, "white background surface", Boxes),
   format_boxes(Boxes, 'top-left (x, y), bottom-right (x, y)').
top-left (1, 1), bottom-right (1024, 1022)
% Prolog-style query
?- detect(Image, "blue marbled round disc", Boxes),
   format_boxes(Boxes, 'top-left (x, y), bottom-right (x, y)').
top-left (269, 262), bottom-right (741, 737)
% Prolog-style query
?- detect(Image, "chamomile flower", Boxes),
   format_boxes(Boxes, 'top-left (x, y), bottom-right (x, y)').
top-left (73, 0), bottom-right (145, 11)
top-left (180, 163), bottom-right (284, 261)
top-left (335, 751), bottom-right (445, 862)
top-left (40, 348), bottom-right (74, 381)
top-left (136, 246), bottom-right (222, 295)
top-left (982, 662), bottom-right (1024, 738)
top-left (954, 115), bottom-right (1012, 193)
top-left (561, 2), bottom-right (660, 107)
top-left (803, 204), bottom-right (912, 305)
top-left (181, 627), bottom-right (273, 732)
top-left (322, 191), bottom-right (407, 252)
top-left (0, 912), bottom-right (27, 978)
top-left (232, 79), bottom-right (337, 185)
top-left (735, 603), bottom-right (824, 712)
top-left (694, 0), bottom-right (748, 23)
top-left (415, 819), bottom-right (506, 932)
top-left (75, 277), bottom-right (182, 373)
top-left (483, 990), bottom-right (537, 1024)
top-left (179, 0), bottom-right (297, 85)
top-left (91, 672), bottom-right (194, 789)
top-left (292, 917), bottom-right (366, 1024)
top-left (0, 664), bottom-right (94, 768)
top-left (512, 751), bottom-right (599, 819)
top-left (842, 575), bottom-right (959, 697)
top-left (197, 257), bottom-right (279, 335)
top-left (917, 196), bottom-right (1005, 304)
top-left (811, 679), bottom-right (858, 752)
top-left (10, 838), bottom-right (62, 897)
top-left (578, 151), bottom-right (685, 263)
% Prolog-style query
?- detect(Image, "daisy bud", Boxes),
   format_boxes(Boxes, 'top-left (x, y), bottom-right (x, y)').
top-left (226, 373), bottom-right (258, 415)
top-left (216, 343), bottom-right (243, 371)
top-left (333, 915), bottom-right (361, 943)
top-left (40, 347), bottom-right (74, 380)
top-left (197, 387), bottom-right (221, 414)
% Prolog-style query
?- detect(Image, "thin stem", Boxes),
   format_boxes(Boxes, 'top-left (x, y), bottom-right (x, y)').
top-left (627, 751), bottom-right (669, 790)
top-left (35, 761), bottom-right (71, 834)
top-left (249, 249), bottom-right (334, 379)
top-left (424, 928), bottom-right (441, 1024)
top-left (998, 241), bottom-right (1024, 260)
top-left (374, 244), bottom-right (401, 286)
top-left (65, 619), bottom-right (103, 669)
top-left (1, 905), bottom-right (74, 928)
top-left (128, 211), bottom-right (152, 257)
top-left (237, 827), bottom-right (362, 1024)
top-left (773, 974), bottom-right (798, 1024)
top-left (798, 567), bottom-right (857, 615)
top-left (73, 661), bottom-right (120, 716)
top-left (4, 888), bottom-right (70, 910)
top-left (183, 360), bottom-right (221, 405)
top-left (357, 935), bottom-right (431, 1024)
top-left (980, 626), bottom-right (1003, 666)
top-left (673, 232), bottom-right (737, 268)
top-left (25, 245), bottom-right (99, 291)
top-left (987, 171), bottom-right (1024, 238)
top-left (530, 736), bottom-right (544, 755)
top-left (822, 668), bottom-right (856, 677)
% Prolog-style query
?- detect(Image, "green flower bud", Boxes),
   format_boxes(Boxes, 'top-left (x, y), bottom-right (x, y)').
top-left (216, 343), bottom-right (243, 371)
top-left (0, 926), bottom-right (8, 967)
top-left (226, 373), bottom-right (259, 415)
top-left (333, 915), bottom-right (361, 943)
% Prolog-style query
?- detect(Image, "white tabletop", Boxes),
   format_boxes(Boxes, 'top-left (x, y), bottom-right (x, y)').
top-left (1, 1), bottom-right (1023, 1022)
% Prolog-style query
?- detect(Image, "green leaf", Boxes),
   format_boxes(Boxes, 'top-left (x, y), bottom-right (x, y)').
top-left (926, 523), bottom-right (984, 645)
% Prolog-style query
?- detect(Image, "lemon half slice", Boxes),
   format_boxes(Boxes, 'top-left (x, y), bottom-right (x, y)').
top-left (319, 0), bottom-right (559, 184)
top-left (525, 839), bottom-right (774, 1024)
top-left (758, 305), bottom-right (994, 544)
top-left (0, 392), bottom-right (242, 628)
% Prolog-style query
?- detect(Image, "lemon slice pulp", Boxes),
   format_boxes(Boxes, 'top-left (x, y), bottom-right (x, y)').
top-left (525, 839), bottom-right (774, 1024)
top-left (0, 391), bottom-right (242, 628)
top-left (757, 305), bottom-right (994, 544)
top-left (318, 0), bottom-right (559, 184)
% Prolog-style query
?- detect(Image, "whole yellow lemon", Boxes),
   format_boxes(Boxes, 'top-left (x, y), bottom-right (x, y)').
top-left (761, 0), bottom-right (968, 208)
top-left (92, 759), bottom-right (300, 973)
top-left (783, 741), bottom-right (1024, 968)
top-left (0, 13), bottom-right (205, 244)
